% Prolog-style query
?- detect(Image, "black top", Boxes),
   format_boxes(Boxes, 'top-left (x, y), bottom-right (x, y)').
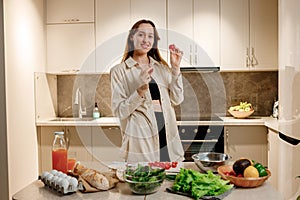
top-left (149, 78), bottom-right (160, 100)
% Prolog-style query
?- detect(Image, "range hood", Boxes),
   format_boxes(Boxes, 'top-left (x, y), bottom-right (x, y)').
top-left (180, 66), bottom-right (220, 72)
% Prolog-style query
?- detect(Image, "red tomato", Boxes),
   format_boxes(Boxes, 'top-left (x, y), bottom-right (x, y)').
top-left (153, 161), bottom-right (160, 167)
top-left (169, 44), bottom-right (175, 51)
top-left (159, 162), bottom-right (165, 169)
top-left (165, 162), bottom-right (171, 170)
top-left (171, 161), bottom-right (178, 168)
top-left (148, 162), bottom-right (153, 167)
top-left (229, 171), bottom-right (236, 176)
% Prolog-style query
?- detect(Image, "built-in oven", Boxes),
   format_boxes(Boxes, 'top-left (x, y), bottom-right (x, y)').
top-left (177, 117), bottom-right (224, 161)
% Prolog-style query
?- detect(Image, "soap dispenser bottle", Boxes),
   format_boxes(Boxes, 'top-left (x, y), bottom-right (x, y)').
top-left (93, 102), bottom-right (100, 119)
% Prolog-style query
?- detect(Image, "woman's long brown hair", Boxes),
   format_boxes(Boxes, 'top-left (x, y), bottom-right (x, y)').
top-left (121, 19), bottom-right (169, 68)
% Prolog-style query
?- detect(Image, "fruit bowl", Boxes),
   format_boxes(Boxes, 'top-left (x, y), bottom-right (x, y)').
top-left (228, 109), bottom-right (254, 119)
top-left (217, 165), bottom-right (271, 188)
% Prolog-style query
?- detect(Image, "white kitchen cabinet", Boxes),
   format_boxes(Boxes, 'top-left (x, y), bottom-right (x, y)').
top-left (268, 128), bottom-right (279, 190)
top-left (220, 0), bottom-right (278, 71)
top-left (224, 125), bottom-right (268, 166)
top-left (37, 126), bottom-right (93, 173)
top-left (168, 0), bottom-right (220, 67)
top-left (95, 0), bottom-right (130, 73)
top-left (46, 23), bottom-right (95, 73)
top-left (131, 0), bottom-right (167, 59)
top-left (95, 0), bottom-right (167, 72)
top-left (168, 0), bottom-right (193, 67)
top-left (131, 0), bottom-right (166, 30)
top-left (91, 126), bottom-right (123, 162)
top-left (46, 0), bottom-right (94, 24)
top-left (194, 0), bottom-right (220, 67)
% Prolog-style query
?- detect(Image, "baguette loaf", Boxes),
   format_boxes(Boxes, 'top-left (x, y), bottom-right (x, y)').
top-left (73, 163), bottom-right (119, 190)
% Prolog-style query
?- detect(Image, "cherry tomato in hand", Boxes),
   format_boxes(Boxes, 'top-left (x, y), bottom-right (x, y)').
top-left (169, 44), bottom-right (175, 51)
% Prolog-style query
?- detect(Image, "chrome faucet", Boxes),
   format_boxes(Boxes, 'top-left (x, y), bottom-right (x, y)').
top-left (74, 88), bottom-right (86, 118)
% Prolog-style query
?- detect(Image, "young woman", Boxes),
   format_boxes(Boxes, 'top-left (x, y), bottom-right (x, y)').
top-left (110, 19), bottom-right (185, 162)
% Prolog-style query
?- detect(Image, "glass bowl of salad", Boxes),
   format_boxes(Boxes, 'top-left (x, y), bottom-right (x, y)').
top-left (124, 163), bottom-right (166, 194)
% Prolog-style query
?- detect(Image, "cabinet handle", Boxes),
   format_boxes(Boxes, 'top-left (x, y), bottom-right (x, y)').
top-left (63, 19), bottom-right (80, 23)
top-left (190, 45), bottom-right (193, 65)
top-left (181, 139), bottom-right (218, 143)
top-left (225, 129), bottom-right (229, 152)
top-left (250, 47), bottom-right (258, 67)
top-left (194, 45), bottom-right (197, 66)
top-left (246, 48), bottom-right (250, 67)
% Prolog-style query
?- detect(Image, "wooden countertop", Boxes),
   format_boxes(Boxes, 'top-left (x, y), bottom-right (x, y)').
top-left (13, 162), bottom-right (284, 200)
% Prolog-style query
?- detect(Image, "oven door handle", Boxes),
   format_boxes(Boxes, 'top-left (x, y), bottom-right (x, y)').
top-left (181, 139), bottom-right (218, 143)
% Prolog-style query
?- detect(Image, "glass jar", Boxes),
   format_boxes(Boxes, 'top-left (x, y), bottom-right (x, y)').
top-left (52, 131), bottom-right (68, 173)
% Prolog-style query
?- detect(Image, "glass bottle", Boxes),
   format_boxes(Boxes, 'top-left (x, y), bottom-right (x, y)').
top-left (93, 102), bottom-right (100, 119)
top-left (52, 131), bottom-right (68, 173)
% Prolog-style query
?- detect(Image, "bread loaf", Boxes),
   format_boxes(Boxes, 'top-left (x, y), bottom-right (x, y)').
top-left (73, 163), bottom-right (119, 190)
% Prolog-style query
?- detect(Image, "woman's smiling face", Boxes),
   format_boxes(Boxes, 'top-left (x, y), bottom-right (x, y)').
top-left (131, 23), bottom-right (154, 55)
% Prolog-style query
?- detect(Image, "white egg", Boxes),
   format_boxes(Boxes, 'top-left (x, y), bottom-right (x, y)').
top-left (61, 178), bottom-right (69, 190)
top-left (56, 171), bottom-right (64, 177)
top-left (52, 176), bottom-right (59, 185)
top-left (41, 171), bottom-right (49, 179)
top-left (46, 173), bottom-right (54, 182)
top-left (54, 176), bottom-right (60, 186)
top-left (57, 177), bottom-right (63, 186)
top-left (50, 169), bottom-right (58, 175)
top-left (69, 177), bottom-right (78, 189)
top-left (60, 173), bottom-right (67, 179)
top-left (65, 176), bottom-right (72, 181)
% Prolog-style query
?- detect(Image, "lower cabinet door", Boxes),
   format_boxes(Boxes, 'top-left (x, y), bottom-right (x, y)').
top-left (38, 126), bottom-right (92, 173)
top-left (91, 126), bottom-right (123, 162)
top-left (224, 125), bottom-right (268, 166)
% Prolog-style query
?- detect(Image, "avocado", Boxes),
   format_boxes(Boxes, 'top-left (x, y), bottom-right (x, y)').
top-left (233, 158), bottom-right (252, 175)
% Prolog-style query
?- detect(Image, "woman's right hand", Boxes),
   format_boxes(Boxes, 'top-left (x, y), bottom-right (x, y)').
top-left (137, 67), bottom-right (153, 98)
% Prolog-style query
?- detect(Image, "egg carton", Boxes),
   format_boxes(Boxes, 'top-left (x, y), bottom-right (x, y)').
top-left (39, 170), bottom-right (79, 195)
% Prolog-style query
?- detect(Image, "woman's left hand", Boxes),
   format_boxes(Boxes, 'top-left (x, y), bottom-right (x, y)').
top-left (169, 44), bottom-right (183, 76)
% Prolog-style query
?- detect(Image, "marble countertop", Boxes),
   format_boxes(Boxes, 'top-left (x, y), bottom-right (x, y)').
top-left (13, 162), bottom-right (284, 200)
top-left (36, 116), bottom-right (280, 132)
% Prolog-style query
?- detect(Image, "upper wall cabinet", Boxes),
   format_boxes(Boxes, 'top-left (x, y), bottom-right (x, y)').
top-left (194, 0), bottom-right (220, 67)
top-left (46, 0), bottom-right (95, 73)
top-left (220, 0), bottom-right (278, 71)
top-left (47, 24), bottom-right (95, 73)
top-left (168, 0), bottom-right (220, 67)
top-left (46, 0), bottom-right (94, 24)
top-left (95, 0), bottom-right (167, 73)
top-left (131, 0), bottom-right (167, 57)
top-left (95, 0), bottom-right (130, 73)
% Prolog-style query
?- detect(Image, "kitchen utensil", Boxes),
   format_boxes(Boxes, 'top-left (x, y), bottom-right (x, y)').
top-left (192, 152), bottom-right (231, 173)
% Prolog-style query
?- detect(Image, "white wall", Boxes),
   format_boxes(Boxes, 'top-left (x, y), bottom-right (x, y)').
top-left (3, 0), bottom-right (45, 198)
top-left (0, 0), bottom-right (9, 199)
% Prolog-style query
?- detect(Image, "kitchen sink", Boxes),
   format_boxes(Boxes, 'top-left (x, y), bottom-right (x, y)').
top-left (50, 117), bottom-right (94, 121)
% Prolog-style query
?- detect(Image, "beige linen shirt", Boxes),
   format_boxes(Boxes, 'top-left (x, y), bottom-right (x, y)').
top-left (110, 56), bottom-right (185, 162)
